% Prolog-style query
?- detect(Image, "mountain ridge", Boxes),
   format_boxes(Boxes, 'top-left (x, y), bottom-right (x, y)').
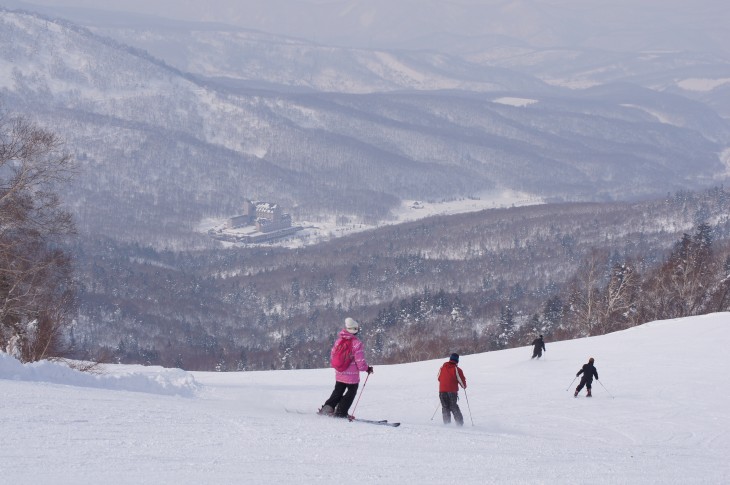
top-left (3, 9), bottom-right (729, 247)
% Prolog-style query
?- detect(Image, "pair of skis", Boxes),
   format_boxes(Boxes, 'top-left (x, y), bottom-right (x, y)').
top-left (349, 417), bottom-right (400, 427)
top-left (285, 408), bottom-right (400, 427)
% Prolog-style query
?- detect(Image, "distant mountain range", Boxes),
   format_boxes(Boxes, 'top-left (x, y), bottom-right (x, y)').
top-left (1, 7), bottom-right (730, 248)
top-left (4, 3), bottom-right (730, 371)
top-left (9, 0), bottom-right (730, 57)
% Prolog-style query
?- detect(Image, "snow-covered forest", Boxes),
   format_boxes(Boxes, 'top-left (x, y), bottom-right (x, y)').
top-left (71, 188), bottom-right (730, 370)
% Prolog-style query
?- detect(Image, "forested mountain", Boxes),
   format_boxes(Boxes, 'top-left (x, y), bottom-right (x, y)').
top-left (71, 188), bottom-right (730, 370)
top-left (13, 1), bottom-right (730, 115)
top-left (90, 23), bottom-right (552, 95)
top-left (2, 8), bottom-right (730, 250)
top-left (2, 7), bottom-right (730, 370)
top-left (86, 18), bottom-right (730, 117)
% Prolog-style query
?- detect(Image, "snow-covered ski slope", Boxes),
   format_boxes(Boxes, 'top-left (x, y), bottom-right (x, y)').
top-left (2, 313), bottom-right (729, 484)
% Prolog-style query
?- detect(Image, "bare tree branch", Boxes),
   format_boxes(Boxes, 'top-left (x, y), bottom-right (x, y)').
top-left (0, 110), bottom-right (77, 361)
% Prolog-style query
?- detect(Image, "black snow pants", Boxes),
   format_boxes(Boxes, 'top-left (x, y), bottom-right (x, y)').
top-left (439, 391), bottom-right (464, 426)
top-left (576, 376), bottom-right (593, 392)
top-left (325, 381), bottom-right (359, 418)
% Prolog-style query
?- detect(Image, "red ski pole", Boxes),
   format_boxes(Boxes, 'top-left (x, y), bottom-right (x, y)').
top-left (349, 373), bottom-right (370, 420)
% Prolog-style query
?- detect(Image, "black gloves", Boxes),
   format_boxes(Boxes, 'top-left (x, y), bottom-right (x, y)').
top-left (367, 366), bottom-right (374, 374)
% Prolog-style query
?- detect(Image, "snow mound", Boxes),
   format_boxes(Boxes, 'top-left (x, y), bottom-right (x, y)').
top-left (0, 353), bottom-right (199, 397)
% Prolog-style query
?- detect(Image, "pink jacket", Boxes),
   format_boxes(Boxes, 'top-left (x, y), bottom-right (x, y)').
top-left (333, 328), bottom-right (369, 384)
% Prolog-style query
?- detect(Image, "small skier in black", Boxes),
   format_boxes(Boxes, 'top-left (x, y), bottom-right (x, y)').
top-left (574, 357), bottom-right (598, 397)
top-left (531, 335), bottom-right (546, 359)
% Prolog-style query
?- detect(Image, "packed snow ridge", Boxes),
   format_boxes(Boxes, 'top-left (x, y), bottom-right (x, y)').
top-left (0, 354), bottom-right (198, 397)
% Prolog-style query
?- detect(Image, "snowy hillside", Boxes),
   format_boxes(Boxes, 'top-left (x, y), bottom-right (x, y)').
top-left (2, 313), bottom-right (729, 484)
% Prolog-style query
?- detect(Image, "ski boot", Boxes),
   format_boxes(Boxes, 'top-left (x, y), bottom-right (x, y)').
top-left (318, 404), bottom-right (335, 416)
top-left (586, 389), bottom-right (592, 397)
top-left (574, 389), bottom-right (579, 397)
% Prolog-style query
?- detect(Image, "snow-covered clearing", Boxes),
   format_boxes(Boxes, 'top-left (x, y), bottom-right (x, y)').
top-left (200, 190), bottom-right (542, 250)
top-left (719, 147), bottom-right (730, 178)
top-left (493, 97), bottom-right (538, 107)
top-left (2, 313), bottom-right (729, 484)
top-left (677, 78), bottom-right (730, 92)
top-left (621, 103), bottom-right (676, 125)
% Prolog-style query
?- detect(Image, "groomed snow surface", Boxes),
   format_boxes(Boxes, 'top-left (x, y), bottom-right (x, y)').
top-left (2, 314), bottom-right (730, 484)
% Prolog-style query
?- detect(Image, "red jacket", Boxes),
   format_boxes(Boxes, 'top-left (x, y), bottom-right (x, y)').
top-left (437, 361), bottom-right (466, 392)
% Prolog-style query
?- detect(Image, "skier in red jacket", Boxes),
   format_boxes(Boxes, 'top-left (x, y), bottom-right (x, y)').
top-left (437, 353), bottom-right (467, 426)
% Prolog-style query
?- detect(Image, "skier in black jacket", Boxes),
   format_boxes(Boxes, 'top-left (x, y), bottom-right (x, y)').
top-left (531, 335), bottom-right (546, 359)
top-left (574, 357), bottom-right (599, 397)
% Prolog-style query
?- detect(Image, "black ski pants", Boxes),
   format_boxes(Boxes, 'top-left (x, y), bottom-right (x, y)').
top-left (532, 347), bottom-right (543, 359)
top-left (325, 381), bottom-right (359, 418)
top-left (576, 376), bottom-right (593, 392)
top-left (439, 391), bottom-right (464, 426)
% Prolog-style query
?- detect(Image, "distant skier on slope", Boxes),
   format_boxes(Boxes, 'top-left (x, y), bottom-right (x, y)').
top-left (437, 353), bottom-right (467, 426)
top-left (531, 334), bottom-right (546, 359)
top-left (574, 357), bottom-right (599, 397)
top-left (318, 317), bottom-right (373, 418)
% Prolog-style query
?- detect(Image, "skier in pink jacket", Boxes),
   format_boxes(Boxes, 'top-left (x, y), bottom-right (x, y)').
top-left (319, 317), bottom-right (373, 418)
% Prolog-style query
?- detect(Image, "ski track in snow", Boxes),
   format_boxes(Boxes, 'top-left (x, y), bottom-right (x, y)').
top-left (2, 314), bottom-right (730, 484)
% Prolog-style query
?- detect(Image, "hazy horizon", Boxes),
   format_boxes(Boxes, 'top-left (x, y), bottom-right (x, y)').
top-left (4, 0), bottom-right (730, 55)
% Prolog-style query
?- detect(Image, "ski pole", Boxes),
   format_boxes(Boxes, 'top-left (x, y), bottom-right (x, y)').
top-left (350, 373), bottom-right (370, 419)
top-left (463, 388), bottom-right (475, 426)
top-left (566, 376), bottom-right (578, 391)
top-left (597, 379), bottom-right (614, 399)
top-left (431, 402), bottom-right (440, 421)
